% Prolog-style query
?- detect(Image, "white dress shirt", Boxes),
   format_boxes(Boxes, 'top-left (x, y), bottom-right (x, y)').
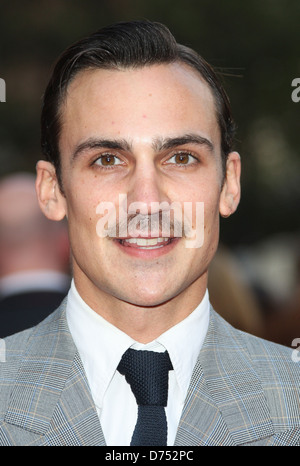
top-left (66, 280), bottom-right (210, 446)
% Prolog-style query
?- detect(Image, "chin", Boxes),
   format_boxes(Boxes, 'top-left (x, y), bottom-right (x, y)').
top-left (123, 287), bottom-right (177, 309)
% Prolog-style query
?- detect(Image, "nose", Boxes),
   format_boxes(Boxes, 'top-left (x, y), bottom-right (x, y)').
top-left (126, 159), bottom-right (170, 215)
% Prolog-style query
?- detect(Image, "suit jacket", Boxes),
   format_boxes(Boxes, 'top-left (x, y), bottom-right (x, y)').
top-left (0, 300), bottom-right (299, 446)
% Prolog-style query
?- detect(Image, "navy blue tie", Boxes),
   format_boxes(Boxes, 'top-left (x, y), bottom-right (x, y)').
top-left (117, 348), bottom-right (173, 446)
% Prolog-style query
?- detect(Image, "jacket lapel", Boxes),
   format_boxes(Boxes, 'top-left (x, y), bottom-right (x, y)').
top-left (4, 303), bottom-right (105, 445)
top-left (174, 308), bottom-right (274, 446)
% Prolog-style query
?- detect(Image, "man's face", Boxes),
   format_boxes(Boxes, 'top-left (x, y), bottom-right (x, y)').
top-left (38, 63), bottom-right (240, 312)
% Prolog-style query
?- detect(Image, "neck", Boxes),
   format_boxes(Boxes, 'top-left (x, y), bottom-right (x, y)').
top-left (73, 274), bottom-right (207, 343)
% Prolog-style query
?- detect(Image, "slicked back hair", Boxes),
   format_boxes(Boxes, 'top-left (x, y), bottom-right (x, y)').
top-left (41, 20), bottom-right (236, 187)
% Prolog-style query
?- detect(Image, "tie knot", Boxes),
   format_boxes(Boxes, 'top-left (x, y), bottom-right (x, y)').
top-left (117, 349), bottom-right (173, 406)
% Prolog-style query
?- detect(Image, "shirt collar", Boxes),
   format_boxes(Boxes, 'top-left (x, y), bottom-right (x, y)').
top-left (66, 280), bottom-right (135, 408)
top-left (156, 291), bottom-right (209, 398)
top-left (66, 280), bottom-right (210, 407)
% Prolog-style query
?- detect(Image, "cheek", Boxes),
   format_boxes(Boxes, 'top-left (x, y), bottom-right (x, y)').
top-left (64, 188), bottom-right (99, 242)
top-left (194, 186), bottom-right (221, 244)
top-left (187, 177), bottom-right (221, 216)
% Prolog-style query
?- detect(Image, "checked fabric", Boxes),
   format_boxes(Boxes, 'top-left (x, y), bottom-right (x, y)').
top-left (117, 348), bottom-right (173, 446)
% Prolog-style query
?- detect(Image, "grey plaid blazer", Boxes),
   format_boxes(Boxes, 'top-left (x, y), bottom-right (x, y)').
top-left (0, 300), bottom-right (299, 446)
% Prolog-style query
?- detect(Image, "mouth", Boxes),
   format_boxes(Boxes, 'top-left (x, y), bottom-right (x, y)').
top-left (118, 237), bottom-right (172, 249)
top-left (114, 236), bottom-right (179, 257)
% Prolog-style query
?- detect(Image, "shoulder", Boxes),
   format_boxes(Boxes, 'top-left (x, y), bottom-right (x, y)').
top-left (211, 306), bottom-right (295, 352)
top-left (237, 320), bottom-right (300, 396)
top-left (209, 309), bottom-right (300, 433)
top-left (210, 307), bottom-right (299, 375)
top-left (2, 301), bottom-right (68, 356)
top-left (0, 303), bottom-right (69, 414)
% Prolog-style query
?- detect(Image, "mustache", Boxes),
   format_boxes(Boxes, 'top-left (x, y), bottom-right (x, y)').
top-left (107, 211), bottom-right (192, 238)
top-left (95, 198), bottom-right (205, 248)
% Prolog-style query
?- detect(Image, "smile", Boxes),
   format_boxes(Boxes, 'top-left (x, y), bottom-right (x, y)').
top-left (114, 236), bottom-right (179, 258)
top-left (119, 237), bottom-right (172, 249)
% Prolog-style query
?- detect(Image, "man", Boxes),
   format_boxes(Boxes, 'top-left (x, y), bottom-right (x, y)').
top-left (0, 172), bottom-right (70, 337)
top-left (0, 20), bottom-right (299, 446)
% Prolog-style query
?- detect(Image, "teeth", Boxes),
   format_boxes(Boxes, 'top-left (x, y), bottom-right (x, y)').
top-left (123, 237), bottom-right (169, 247)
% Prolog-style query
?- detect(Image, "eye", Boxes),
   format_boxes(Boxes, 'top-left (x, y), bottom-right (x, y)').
top-left (94, 153), bottom-right (123, 167)
top-left (166, 152), bottom-right (198, 166)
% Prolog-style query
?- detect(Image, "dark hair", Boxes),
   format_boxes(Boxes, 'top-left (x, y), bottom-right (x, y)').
top-left (41, 20), bottom-right (236, 186)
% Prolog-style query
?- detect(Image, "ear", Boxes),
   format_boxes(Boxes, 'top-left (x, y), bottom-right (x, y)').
top-left (219, 151), bottom-right (241, 218)
top-left (35, 160), bottom-right (67, 221)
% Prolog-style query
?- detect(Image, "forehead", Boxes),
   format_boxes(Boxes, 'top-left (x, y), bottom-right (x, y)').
top-left (59, 63), bottom-right (220, 154)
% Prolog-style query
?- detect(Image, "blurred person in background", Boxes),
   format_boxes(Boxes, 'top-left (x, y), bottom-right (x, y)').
top-left (0, 172), bottom-right (70, 336)
top-left (263, 244), bottom-right (300, 347)
top-left (208, 245), bottom-right (265, 337)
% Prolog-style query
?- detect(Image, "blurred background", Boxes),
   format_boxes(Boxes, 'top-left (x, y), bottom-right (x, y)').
top-left (0, 0), bottom-right (299, 343)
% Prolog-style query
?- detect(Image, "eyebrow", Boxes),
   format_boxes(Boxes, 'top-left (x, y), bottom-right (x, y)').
top-left (153, 134), bottom-right (214, 152)
top-left (71, 133), bottom-right (214, 161)
top-left (72, 138), bottom-right (131, 161)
